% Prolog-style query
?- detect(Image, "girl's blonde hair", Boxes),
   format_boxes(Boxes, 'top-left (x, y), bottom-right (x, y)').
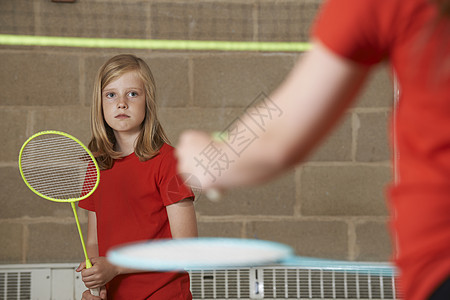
top-left (432, 0), bottom-right (450, 16)
top-left (89, 54), bottom-right (170, 170)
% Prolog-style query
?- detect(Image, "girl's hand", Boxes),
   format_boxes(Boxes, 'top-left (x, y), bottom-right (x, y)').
top-left (77, 257), bottom-right (120, 288)
top-left (81, 286), bottom-right (107, 300)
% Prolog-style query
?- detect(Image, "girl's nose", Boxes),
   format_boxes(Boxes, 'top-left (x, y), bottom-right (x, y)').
top-left (117, 95), bottom-right (128, 109)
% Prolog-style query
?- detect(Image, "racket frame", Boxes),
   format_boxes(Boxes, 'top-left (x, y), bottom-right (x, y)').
top-left (18, 130), bottom-right (101, 295)
top-left (18, 130), bottom-right (100, 203)
top-left (107, 237), bottom-right (396, 277)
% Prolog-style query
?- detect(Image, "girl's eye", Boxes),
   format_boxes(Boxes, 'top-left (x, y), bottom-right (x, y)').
top-left (128, 91), bottom-right (138, 97)
top-left (105, 92), bottom-right (115, 98)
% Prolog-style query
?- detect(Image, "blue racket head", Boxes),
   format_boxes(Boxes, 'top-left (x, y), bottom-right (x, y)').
top-left (107, 237), bottom-right (294, 271)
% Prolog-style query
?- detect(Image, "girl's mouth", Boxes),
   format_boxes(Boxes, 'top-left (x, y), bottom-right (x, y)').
top-left (115, 114), bottom-right (130, 119)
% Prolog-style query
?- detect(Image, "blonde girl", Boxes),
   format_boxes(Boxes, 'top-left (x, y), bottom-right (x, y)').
top-left (77, 54), bottom-right (197, 300)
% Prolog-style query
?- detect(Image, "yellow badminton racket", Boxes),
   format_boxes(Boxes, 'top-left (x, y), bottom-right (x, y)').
top-left (19, 130), bottom-right (100, 296)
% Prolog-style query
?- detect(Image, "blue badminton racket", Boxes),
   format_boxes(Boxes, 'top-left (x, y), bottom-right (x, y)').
top-left (107, 237), bottom-right (395, 276)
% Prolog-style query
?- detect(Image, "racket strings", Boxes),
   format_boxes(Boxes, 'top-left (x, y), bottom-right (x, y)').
top-left (20, 134), bottom-right (98, 201)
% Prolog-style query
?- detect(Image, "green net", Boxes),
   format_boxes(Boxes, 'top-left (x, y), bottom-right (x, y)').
top-left (0, 0), bottom-right (320, 52)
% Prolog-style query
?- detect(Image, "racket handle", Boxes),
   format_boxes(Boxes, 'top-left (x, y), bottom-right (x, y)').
top-left (206, 132), bottom-right (228, 201)
top-left (85, 258), bottom-right (100, 297)
top-left (205, 188), bottom-right (223, 202)
top-left (90, 287), bottom-right (100, 297)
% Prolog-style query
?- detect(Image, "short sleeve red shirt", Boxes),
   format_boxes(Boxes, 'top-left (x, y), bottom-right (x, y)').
top-left (313, 0), bottom-right (450, 299)
top-left (79, 143), bottom-right (194, 299)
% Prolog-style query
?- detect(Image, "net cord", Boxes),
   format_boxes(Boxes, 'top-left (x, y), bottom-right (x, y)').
top-left (0, 34), bottom-right (312, 52)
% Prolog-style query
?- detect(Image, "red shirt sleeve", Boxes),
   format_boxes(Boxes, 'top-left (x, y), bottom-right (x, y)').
top-left (78, 190), bottom-right (96, 211)
top-left (158, 145), bottom-right (195, 206)
top-left (78, 160), bottom-right (98, 211)
top-left (312, 0), bottom-right (396, 65)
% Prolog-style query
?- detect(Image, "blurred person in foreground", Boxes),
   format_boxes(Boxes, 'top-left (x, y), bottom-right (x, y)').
top-left (176, 0), bottom-right (450, 299)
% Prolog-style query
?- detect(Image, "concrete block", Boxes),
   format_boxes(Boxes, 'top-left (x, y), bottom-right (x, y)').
top-left (32, 107), bottom-right (91, 145)
top-left (0, 109), bottom-right (28, 161)
top-left (356, 112), bottom-right (391, 162)
top-left (193, 55), bottom-right (296, 107)
top-left (39, 1), bottom-right (150, 38)
top-left (144, 56), bottom-right (190, 107)
top-left (355, 221), bottom-right (392, 261)
top-left (26, 222), bottom-right (84, 263)
top-left (0, 223), bottom-right (23, 263)
top-left (308, 113), bottom-right (353, 162)
top-left (198, 221), bottom-right (242, 238)
top-left (300, 165), bottom-right (391, 216)
top-left (258, 0), bottom-right (321, 42)
top-left (356, 65), bottom-right (393, 108)
top-left (151, 2), bottom-right (254, 41)
top-left (0, 53), bottom-right (80, 106)
top-left (0, 167), bottom-right (70, 219)
top-left (0, 0), bottom-right (35, 35)
top-left (195, 172), bottom-right (295, 216)
top-left (247, 220), bottom-right (348, 259)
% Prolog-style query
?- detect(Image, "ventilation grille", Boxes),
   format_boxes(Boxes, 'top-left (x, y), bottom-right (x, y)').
top-left (189, 266), bottom-right (401, 300)
top-left (261, 268), bottom-right (400, 299)
top-left (0, 272), bottom-right (31, 300)
top-left (0, 264), bottom-right (400, 299)
top-left (190, 269), bottom-right (251, 299)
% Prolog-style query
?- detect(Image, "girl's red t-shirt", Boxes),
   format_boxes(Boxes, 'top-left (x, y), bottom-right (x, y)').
top-left (79, 144), bottom-right (194, 299)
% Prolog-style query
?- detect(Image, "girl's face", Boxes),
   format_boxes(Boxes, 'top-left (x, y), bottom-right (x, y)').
top-left (102, 71), bottom-right (146, 137)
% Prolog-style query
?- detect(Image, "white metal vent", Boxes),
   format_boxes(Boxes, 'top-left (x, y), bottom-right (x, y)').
top-left (0, 272), bottom-right (31, 300)
top-left (1, 263), bottom-right (400, 300)
top-left (188, 265), bottom-right (401, 300)
top-left (190, 269), bottom-right (251, 299)
top-left (259, 267), bottom-right (399, 299)
top-left (0, 264), bottom-right (85, 300)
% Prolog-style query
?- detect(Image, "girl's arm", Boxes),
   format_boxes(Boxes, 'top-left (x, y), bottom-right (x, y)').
top-left (177, 40), bottom-right (370, 190)
top-left (86, 211), bottom-right (99, 258)
top-left (80, 198), bottom-right (197, 289)
top-left (77, 211), bottom-right (107, 299)
top-left (79, 212), bottom-right (146, 288)
top-left (166, 197), bottom-right (198, 238)
top-left (79, 211), bottom-right (143, 292)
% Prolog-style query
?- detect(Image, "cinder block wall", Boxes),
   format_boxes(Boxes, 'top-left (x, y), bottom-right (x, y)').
top-left (0, 0), bottom-right (393, 264)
